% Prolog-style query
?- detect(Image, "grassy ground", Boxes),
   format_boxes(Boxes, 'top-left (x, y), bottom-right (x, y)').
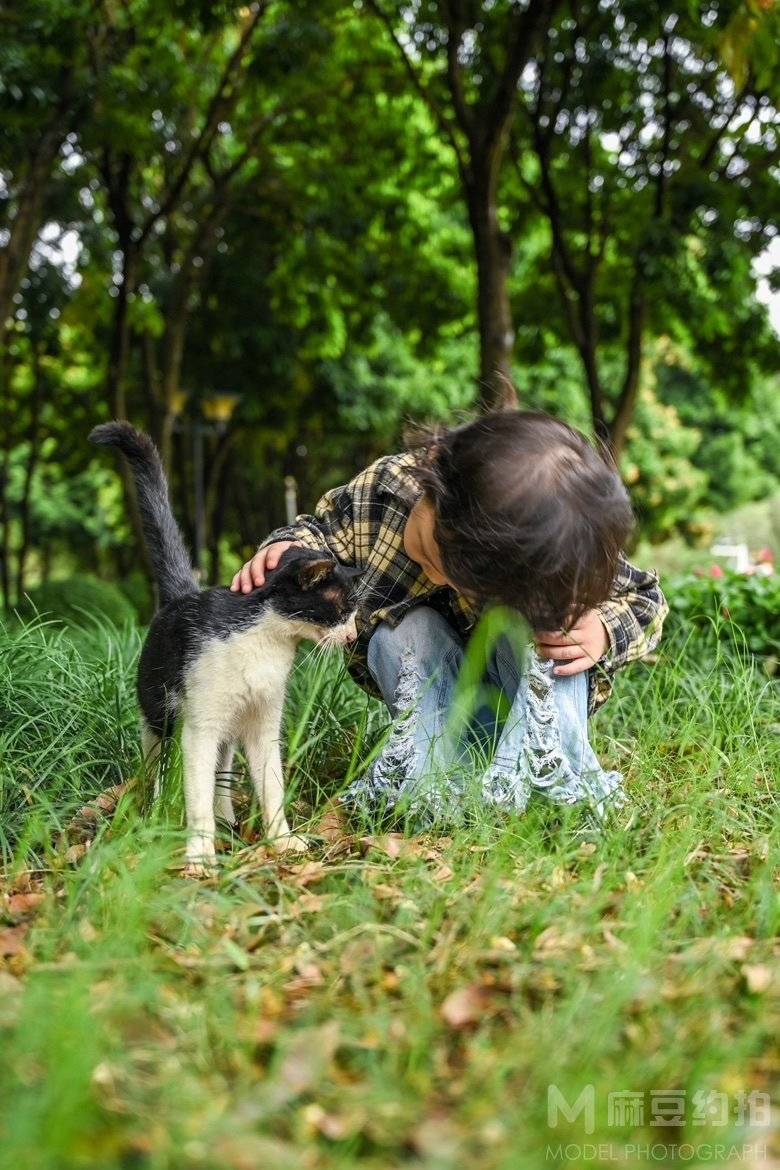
top-left (0, 615), bottom-right (778, 1169)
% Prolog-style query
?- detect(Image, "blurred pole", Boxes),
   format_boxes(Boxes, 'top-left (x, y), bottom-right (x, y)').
top-left (193, 421), bottom-right (205, 579)
top-left (284, 475), bottom-right (298, 525)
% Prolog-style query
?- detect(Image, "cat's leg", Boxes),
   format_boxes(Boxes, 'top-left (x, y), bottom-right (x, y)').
top-left (243, 702), bottom-right (307, 854)
top-left (214, 741), bottom-right (238, 826)
top-left (181, 719), bottom-right (221, 872)
top-left (140, 718), bottom-right (162, 800)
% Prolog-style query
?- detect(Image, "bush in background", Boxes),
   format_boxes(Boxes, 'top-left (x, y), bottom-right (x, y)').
top-left (665, 570), bottom-right (780, 658)
top-left (15, 575), bottom-right (137, 629)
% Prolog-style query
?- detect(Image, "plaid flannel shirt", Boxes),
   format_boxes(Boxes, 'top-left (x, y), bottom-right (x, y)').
top-left (260, 452), bottom-right (668, 714)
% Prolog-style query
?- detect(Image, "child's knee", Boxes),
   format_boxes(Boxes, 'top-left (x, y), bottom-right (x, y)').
top-left (367, 606), bottom-right (457, 675)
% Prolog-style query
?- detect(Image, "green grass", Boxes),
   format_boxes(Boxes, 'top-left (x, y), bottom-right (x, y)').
top-left (0, 615), bottom-right (778, 1169)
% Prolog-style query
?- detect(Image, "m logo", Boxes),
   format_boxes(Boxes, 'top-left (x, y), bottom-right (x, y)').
top-left (547, 1084), bottom-right (596, 1134)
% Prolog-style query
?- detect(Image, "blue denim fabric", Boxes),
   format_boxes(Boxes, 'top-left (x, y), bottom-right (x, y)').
top-left (341, 606), bottom-right (624, 824)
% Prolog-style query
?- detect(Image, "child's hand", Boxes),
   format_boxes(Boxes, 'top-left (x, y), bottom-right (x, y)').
top-left (534, 610), bottom-right (610, 676)
top-left (230, 541), bottom-right (303, 592)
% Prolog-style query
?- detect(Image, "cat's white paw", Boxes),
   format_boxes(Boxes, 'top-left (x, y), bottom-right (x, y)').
top-left (184, 835), bottom-right (217, 877)
top-left (271, 833), bottom-right (309, 855)
top-left (181, 860), bottom-right (216, 880)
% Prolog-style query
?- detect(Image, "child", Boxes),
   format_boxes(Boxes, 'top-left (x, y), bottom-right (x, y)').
top-left (231, 411), bottom-right (667, 822)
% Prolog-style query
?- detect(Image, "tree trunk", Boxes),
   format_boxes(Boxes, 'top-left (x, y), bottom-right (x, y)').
top-left (205, 431), bottom-right (237, 584)
top-left (0, 347), bottom-right (14, 609)
top-left (158, 208), bottom-right (225, 471)
top-left (106, 245), bottom-right (137, 421)
top-left (158, 282), bottom-right (191, 472)
top-left (15, 342), bottom-right (45, 600)
top-left (0, 443), bottom-right (11, 611)
top-left (467, 174), bottom-right (517, 411)
top-left (575, 287), bottom-right (609, 443)
top-left (0, 116), bottom-right (69, 341)
top-left (610, 279), bottom-right (646, 458)
top-left (104, 244), bottom-right (156, 585)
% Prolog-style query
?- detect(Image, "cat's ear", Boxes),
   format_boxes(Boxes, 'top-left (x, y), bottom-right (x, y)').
top-left (342, 565), bottom-right (364, 580)
top-left (296, 557), bottom-right (336, 590)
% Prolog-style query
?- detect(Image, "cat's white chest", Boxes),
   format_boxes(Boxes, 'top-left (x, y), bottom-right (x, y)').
top-left (185, 615), bottom-right (296, 726)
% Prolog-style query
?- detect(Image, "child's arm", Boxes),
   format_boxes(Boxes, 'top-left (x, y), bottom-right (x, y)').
top-left (596, 555), bottom-right (668, 670)
top-left (231, 481), bottom-right (356, 591)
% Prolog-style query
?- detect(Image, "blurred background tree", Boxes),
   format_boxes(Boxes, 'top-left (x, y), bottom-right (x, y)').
top-left (0, 0), bottom-right (778, 610)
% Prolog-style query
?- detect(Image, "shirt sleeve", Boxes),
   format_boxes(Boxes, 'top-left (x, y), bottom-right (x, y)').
top-left (257, 481), bottom-right (356, 565)
top-left (597, 554), bottom-right (668, 671)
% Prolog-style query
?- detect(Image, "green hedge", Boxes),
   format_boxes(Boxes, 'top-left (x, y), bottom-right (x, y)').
top-left (16, 574), bottom-right (137, 629)
top-left (665, 569), bottom-right (780, 657)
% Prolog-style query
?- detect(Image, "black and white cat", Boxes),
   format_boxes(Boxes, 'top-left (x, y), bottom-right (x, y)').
top-left (90, 421), bottom-right (358, 870)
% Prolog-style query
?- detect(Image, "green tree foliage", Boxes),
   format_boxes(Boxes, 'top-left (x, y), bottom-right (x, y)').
top-left (513, 0), bottom-right (780, 451)
top-left (0, 1), bottom-right (778, 599)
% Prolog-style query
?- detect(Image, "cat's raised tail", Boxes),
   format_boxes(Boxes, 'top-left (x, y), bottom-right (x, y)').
top-left (89, 421), bottom-right (197, 607)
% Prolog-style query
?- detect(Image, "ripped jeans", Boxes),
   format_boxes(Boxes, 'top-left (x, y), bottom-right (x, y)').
top-left (341, 606), bottom-right (624, 825)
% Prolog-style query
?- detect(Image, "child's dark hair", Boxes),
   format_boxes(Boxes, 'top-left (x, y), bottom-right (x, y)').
top-left (409, 411), bottom-right (634, 630)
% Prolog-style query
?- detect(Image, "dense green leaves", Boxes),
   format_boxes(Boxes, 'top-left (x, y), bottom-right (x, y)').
top-left (0, 1), bottom-right (778, 599)
top-left (666, 568), bottom-right (780, 656)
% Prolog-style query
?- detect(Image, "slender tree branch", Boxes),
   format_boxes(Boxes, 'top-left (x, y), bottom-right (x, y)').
top-left (697, 82), bottom-right (752, 172)
top-left (654, 32), bottom-right (672, 218)
top-left (483, 0), bottom-right (562, 156)
top-left (365, 0), bottom-right (468, 179)
top-left (137, 1), bottom-right (270, 245)
top-left (441, 0), bottom-right (474, 140)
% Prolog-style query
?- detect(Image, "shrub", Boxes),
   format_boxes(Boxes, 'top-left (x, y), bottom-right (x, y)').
top-left (117, 570), bottom-right (154, 623)
top-left (665, 569), bottom-right (780, 657)
top-left (16, 574), bottom-right (137, 629)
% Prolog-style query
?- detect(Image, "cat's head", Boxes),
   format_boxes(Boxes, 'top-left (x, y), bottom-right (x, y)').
top-left (265, 547), bottom-right (361, 646)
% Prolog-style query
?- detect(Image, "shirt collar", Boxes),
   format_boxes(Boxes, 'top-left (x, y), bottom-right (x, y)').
top-left (377, 452), bottom-right (424, 509)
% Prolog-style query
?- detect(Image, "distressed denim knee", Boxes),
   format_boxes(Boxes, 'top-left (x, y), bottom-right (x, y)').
top-left (367, 606), bottom-right (463, 712)
top-left (367, 606), bottom-right (459, 675)
top-left (341, 606), bottom-right (466, 822)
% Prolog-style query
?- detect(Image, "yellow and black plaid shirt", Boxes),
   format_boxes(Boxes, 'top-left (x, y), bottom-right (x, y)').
top-left (260, 453), bottom-right (668, 713)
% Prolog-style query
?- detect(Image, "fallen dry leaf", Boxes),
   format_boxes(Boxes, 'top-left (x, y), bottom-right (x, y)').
top-left (274, 1021), bottom-right (340, 1099)
top-left (0, 923), bottom-right (29, 957)
top-left (369, 882), bottom-right (404, 903)
top-left (78, 918), bottom-right (99, 944)
top-left (360, 833), bottom-right (446, 862)
top-left (673, 936), bottom-right (753, 963)
top-left (5, 892), bottom-right (44, 916)
top-left (64, 783), bottom-right (132, 843)
top-left (93, 785), bottom-right (127, 813)
top-left (251, 1016), bottom-right (280, 1046)
top-left (533, 926), bottom-right (580, 957)
top-left (742, 964), bottom-right (772, 994)
top-left (302, 1102), bottom-right (363, 1141)
top-left (530, 968), bottom-right (562, 993)
top-left (440, 983), bottom-right (494, 1029)
top-left (360, 834), bottom-right (416, 860)
top-left (412, 1115), bottom-right (463, 1159)
top-left (64, 841), bottom-right (90, 865)
top-left (489, 935), bottom-right (517, 953)
top-left (281, 860), bottom-right (327, 887)
top-left (291, 892), bottom-right (326, 915)
top-left (339, 937), bottom-right (377, 975)
top-left (310, 799), bottom-right (352, 844)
